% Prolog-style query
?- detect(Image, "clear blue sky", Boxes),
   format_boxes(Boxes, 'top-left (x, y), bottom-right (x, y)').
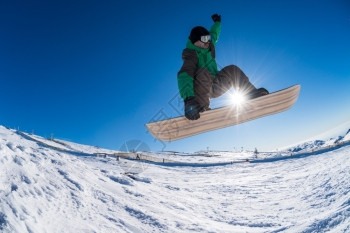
top-left (1, 0), bottom-right (349, 152)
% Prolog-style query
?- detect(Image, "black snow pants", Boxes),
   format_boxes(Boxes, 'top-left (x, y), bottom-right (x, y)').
top-left (194, 65), bottom-right (257, 109)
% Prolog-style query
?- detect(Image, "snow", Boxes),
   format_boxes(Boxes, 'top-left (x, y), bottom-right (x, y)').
top-left (343, 129), bottom-right (350, 142)
top-left (0, 125), bottom-right (349, 232)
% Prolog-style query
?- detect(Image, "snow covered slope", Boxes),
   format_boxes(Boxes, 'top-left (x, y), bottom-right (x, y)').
top-left (283, 129), bottom-right (350, 154)
top-left (0, 125), bottom-right (349, 232)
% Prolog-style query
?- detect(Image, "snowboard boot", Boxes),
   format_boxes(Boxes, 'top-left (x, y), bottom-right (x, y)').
top-left (247, 88), bottom-right (269, 99)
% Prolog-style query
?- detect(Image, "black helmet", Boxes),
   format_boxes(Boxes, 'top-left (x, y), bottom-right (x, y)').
top-left (189, 26), bottom-right (210, 44)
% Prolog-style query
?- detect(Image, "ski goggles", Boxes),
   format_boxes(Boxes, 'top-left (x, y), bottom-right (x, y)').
top-left (200, 35), bottom-right (211, 43)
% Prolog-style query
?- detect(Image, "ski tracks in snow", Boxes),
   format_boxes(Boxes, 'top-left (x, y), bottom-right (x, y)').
top-left (0, 128), bottom-right (134, 232)
top-left (1, 126), bottom-right (350, 232)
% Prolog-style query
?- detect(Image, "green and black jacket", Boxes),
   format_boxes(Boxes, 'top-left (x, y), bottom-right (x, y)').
top-left (177, 22), bottom-right (221, 99)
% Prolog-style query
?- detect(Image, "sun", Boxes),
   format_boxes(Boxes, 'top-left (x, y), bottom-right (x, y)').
top-left (229, 90), bottom-right (246, 106)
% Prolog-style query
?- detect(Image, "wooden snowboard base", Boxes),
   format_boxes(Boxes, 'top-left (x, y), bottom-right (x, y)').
top-left (146, 85), bottom-right (300, 142)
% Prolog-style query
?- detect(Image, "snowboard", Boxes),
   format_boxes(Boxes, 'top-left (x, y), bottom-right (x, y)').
top-left (146, 84), bottom-right (300, 142)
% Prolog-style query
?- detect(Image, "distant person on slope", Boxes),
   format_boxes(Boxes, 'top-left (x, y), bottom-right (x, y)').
top-left (178, 14), bottom-right (269, 120)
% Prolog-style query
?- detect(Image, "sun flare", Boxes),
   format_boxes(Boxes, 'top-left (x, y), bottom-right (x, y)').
top-left (229, 90), bottom-right (246, 106)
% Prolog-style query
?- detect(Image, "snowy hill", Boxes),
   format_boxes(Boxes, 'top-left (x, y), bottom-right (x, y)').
top-left (0, 125), bottom-right (349, 232)
top-left (284, 129), bottom-right (350, 154)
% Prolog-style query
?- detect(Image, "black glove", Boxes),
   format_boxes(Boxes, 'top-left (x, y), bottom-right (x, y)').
top-left (212, 14), bottom-right (221, 23)
top-left (184, 97), bottom-right (201, 120)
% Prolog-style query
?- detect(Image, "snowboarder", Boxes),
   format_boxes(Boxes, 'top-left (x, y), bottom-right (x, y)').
top-left (178, 14), bottom-right (269, 120)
